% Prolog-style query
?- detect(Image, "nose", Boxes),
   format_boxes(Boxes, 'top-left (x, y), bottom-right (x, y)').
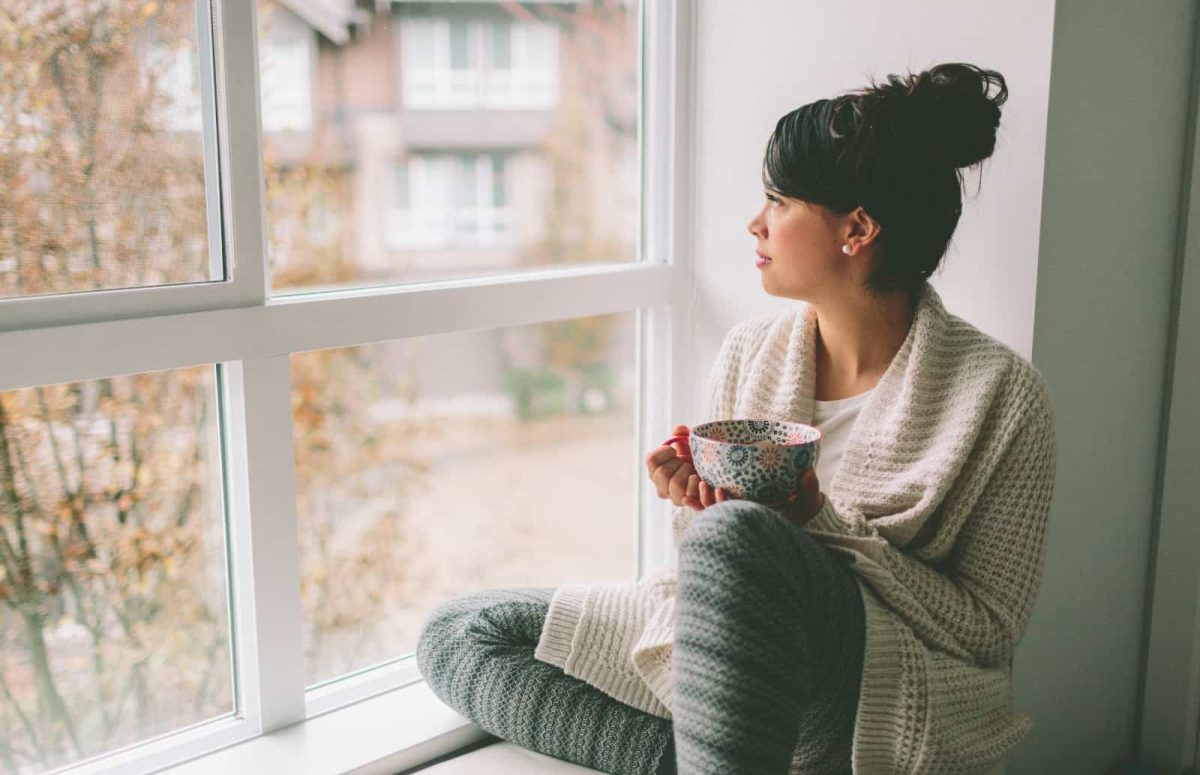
top-left (747, 209), bottom-right (764, 238)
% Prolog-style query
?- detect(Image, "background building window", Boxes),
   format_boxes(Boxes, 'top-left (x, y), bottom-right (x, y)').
top-left (386, 153), bottom-right (515, 249)
top-left (150, 17), bottom-right (313, 135)
top-left (401, 17), bottom-right (558, 110)
top-left (260, 36), bottom-right (314, 133)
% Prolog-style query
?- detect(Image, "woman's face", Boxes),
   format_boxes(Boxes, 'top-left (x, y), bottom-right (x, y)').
top-left (746, 186), bottom-right (847, 301)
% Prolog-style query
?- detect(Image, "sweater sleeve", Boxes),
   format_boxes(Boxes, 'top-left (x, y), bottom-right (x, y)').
top-left (669, 320), bottom-right (749, 552)
top-left (804, 392), bottom-right (1057, 668)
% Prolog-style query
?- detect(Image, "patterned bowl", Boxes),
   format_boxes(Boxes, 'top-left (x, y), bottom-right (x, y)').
top-left (662, 419), bottom-right (822, 506)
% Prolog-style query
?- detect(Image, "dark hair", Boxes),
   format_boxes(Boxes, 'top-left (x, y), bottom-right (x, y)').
top-left (762, 62), bottom-right (1008, 296)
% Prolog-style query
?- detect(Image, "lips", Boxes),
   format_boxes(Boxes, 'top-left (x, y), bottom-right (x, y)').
top-left (756, 251), bottom-right (771, 262)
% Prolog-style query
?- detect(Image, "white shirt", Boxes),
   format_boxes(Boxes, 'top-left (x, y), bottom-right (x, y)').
top-left (812, 388), bottom-right (875, 489)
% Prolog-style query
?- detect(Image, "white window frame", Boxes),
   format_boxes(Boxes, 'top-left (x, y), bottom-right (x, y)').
top-left (0, 0), bottom-right (694, 772)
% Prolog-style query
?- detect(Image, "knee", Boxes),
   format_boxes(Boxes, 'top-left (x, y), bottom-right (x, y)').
top-left (678, 499), bottom-right (791, 561)
top-left (415, 591), bottom-right (488, 682)
top-left (415, 587), bottom-right (549, 682)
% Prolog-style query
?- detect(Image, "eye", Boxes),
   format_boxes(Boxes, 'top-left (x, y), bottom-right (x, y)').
top-left (765, 192), bottom-right (782, 204)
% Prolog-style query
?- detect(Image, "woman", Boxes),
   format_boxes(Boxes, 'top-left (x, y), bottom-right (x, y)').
top-left (417, 62), bottom-right (1057, 774)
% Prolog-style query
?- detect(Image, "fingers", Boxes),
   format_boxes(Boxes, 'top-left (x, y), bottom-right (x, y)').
top-left (668, 461), bottom-right (694, 506)
top-left (645, 426), bottom-right (696, 505)
top-left (697, 480), bottom-right (729, 509)
top-left (645, 442), bottom-right (686, 472)
top-left (650, 457), bottom-right (685, 498)
top-left (682, 474), bottom-right (702, 510)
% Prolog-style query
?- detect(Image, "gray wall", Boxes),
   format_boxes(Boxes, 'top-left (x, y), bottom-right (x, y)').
top-left (688, 0), bottom-right (1198, 772)
top-left (1028, 1), bottom-right (1197, 772)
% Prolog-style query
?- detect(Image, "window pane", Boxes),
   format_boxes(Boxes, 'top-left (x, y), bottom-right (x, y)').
top-left (0, 1), bottom-right (220, 300)
top-left (448, 19), bottom-right (470, 70)
top-left (491, 20), bottom-right (512, 69)
top-left (492, 154), bottom-right (507, 207)
top-left (393, 162), bottom-right (411, 210)
top-left (292, 312), bottom-right (637, 686)
top-left (458, 155), bottom-right (477, 208)
top-left (261, 0), bottom-right (641, 293)
top-left (260, 36), bottom-right (313, 133)
top-left (0, 367), bottom-right (232, 773)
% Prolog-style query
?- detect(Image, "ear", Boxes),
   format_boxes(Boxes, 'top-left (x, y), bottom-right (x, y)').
top-left (852, 206), bottom-right (883, 244)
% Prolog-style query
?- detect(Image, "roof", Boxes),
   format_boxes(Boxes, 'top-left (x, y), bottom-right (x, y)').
top-left (277, 0), bottom-right (371, 45)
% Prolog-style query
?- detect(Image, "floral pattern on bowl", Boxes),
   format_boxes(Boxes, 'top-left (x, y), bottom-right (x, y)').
top-left (668, 419), bottom-right (822, 506)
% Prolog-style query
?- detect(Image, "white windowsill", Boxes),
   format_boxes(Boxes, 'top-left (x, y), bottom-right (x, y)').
top-left (161, 681), bottom-right (490, 775)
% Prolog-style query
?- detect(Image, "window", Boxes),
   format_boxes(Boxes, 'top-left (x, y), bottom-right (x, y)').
top-left (152, 46), bottom-right (205, 132)
top-left (0, 0), bottom-right (670, 772)
top-left (148, 7), bottom-right (314, 136)
top-left (385, 153), bottom-right (515, 249)
top-left (0, 368), bottom-right (232, 772)
top-left (400, 17), bottom-right (559, 110)
top-left (258, 14), bottom-right (314, 134)
top-left (0, 5), bottom-right (218, 301)
top-left (294, 314), bottom-right (637, 686)
top-left (261, 1), bottom-right (632, 294)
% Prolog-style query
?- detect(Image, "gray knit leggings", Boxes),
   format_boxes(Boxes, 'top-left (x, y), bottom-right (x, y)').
top-left (416, 499), bottom-right (865, 774)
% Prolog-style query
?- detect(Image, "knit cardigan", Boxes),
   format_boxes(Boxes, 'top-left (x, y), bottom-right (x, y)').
top-left (533, 281), bottom-right (1058, 774)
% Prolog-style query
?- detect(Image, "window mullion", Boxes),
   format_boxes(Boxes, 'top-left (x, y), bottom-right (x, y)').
top-left (195, 0), bottom-right (223, 284)
top-left (638, 0), bottom-right (693, 578)
top-left (223, 357), bottom-right (306, 732)
top-left (213, 0), bottom-right (269, 305)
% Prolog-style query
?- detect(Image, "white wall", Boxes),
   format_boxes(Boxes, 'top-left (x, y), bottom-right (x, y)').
top-left (686, 0), bottom-right (1054, 368)
top-left (686, 1), bottom-right (1197, 772)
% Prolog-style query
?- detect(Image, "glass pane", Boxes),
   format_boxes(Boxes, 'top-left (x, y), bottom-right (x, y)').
top-left (260, 0), bottom-right (641, 293)
top-left (394, 162), bottom-right (411, 210)
top-left (292, 312), bottom-right (637, 686)
top-left (492, 154), bottom-right (507, 207)
top-left (0, 367), bottom-right (232, 773)
top-left (260, 37), bottom-right (313, 133)
top-left (458, 156), bottom-right (477, 207)
top-left (0, 1), bottom-right (220, 300)
top-left (491, 20), bottom-right (512, 70)
top-left (448, 19), bottom-right (470, 70)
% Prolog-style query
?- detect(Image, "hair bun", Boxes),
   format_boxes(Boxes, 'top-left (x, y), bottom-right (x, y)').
top-left (856, 63), bottom-right (1008, 170)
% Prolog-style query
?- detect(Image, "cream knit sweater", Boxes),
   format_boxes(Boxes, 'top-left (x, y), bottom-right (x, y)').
top-left (533, 281), bottom-right (1058, 774)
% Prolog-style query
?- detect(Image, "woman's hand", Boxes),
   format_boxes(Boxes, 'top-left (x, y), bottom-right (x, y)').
top-left (777, 468), bottom-right (826, 528)
top-left (647, 427), bottom-right (824, 520)
top-left (691, 479), bottom-right (731, 511)
top-left (646, 425), bottom-right (698, 508)
top-left (645, 424), bottom-right (730, 509)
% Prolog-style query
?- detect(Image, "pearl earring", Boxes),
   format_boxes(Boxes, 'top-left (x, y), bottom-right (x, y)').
top-left (842, 244), bottom-right (852, 254)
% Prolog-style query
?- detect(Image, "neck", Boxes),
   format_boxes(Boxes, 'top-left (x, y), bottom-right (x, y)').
top-left (813, 287), bottom-right (915, 387)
